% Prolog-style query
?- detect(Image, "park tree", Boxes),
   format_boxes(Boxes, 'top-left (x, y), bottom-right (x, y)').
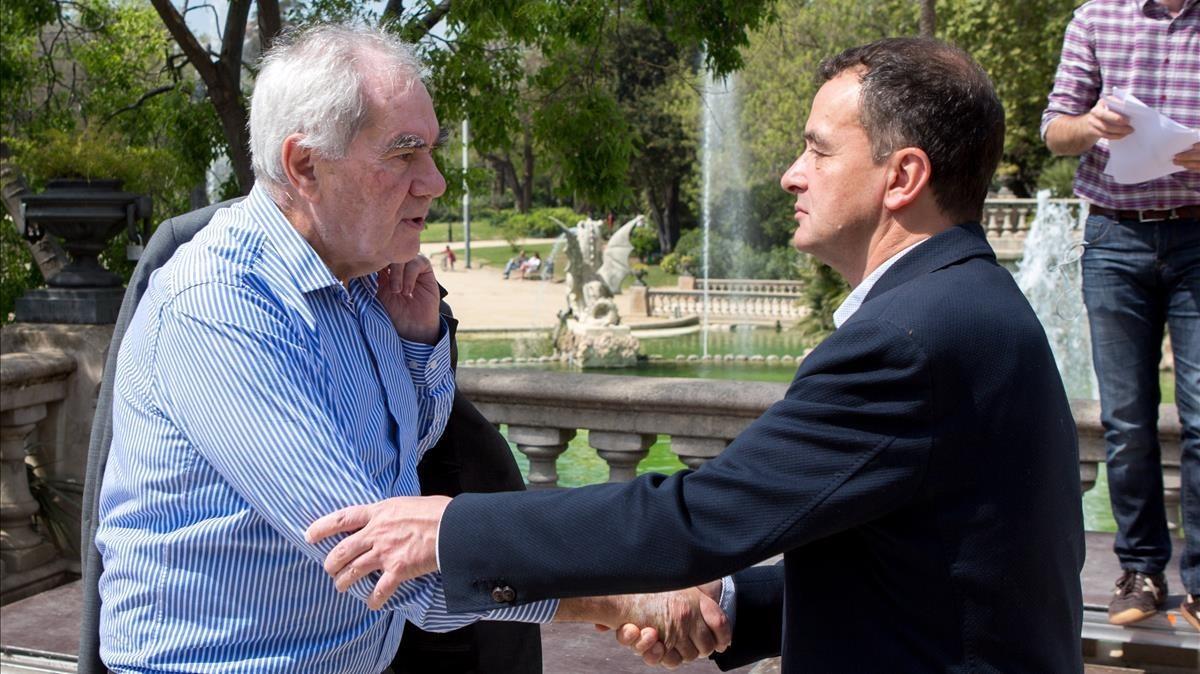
top-left (1, 0), bottom-right (223, 318)
top-left (938, 0), bottom-right (1077, 196)
top-left (920, 0), bottom-right (937, 37)
top-left (146, 1), bottom-right (774, 233)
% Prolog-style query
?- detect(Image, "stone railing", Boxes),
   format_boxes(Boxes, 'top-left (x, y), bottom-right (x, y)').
top-left (982, 197), bottom-right (1086, 262)
top-left (982, 197), bottom-right (1086, 237)
top-left (0, 351), bottom-right (75, 605)
top-left (458, 370), bottom-right (1182, 528)
top-left (691, 278), bottom-right (805, 295)
top-left (645, 290), bottom-right (805, 322)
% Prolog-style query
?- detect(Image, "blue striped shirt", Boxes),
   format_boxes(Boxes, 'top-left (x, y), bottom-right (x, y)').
top-left (96, 186), bottom-right (557, 674)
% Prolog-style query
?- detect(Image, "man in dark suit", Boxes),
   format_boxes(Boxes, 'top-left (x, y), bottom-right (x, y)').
top-left (307, 38), bottom-right (1086, 671)
top-left (78, 201), bottom-right (542, 674)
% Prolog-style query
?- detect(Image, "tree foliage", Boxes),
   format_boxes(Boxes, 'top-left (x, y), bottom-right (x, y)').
top-left (2, 0), bottom-right (223, 216)
top-left (938, 0), bottom-right (1077, 196)
top-left (140, 0), bottom-right (774, 205)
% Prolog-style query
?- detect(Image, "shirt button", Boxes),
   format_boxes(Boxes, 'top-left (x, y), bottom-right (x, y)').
top-left (427, 359), bottom-right (439, 371)
top-left (491, 585), bottom-right (516, 603)
top-left (407, 359), bottom-right (420, 369)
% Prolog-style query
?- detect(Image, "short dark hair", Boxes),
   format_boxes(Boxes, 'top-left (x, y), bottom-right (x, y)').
top-left (819, 38), bottom-right (1004, 223)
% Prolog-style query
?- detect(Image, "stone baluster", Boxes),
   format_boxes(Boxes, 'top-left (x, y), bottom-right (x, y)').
top-left (983, 207), bottom-right (999, 237)
top-left (1, 351), bottom-right (74, 604)
top-left (1078, 460), bottom-right (1099, 494)
top-left (590, 431), bottom-right (656, 482)
top-left (671, 436), bottom-right (728, 470)
top-left (1017, 206), bottom-right (1032, 236)
top-left (508, 426), bottom-right (575, 489)
top-left (1163, 467), bottom-right (1181, 532)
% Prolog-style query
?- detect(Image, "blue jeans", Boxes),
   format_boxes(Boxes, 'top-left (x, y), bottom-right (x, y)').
top-left (1081, 213), bottom-right (1200, 594)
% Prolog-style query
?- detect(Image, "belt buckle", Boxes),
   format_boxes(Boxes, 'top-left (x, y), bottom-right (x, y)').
top-left (1137, 209), bottom-right (1172, 222)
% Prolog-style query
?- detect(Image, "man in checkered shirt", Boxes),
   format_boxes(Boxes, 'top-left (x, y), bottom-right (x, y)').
top-left (1042, 0), bottom-right (1199, 631)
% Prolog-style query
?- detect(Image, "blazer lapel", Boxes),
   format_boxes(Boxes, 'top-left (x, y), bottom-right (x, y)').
top-left (864, 222), bottom-right (997, 304)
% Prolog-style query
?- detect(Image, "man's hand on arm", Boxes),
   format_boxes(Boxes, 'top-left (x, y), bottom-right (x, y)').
top-left (377, 255), bottom-right (441, 344)
top-left (306, 497), bottom-right (730, 668)
top-left (1045, 97), bottom-right (1133, 156)
top-left (305, 495), bottom-right (449, 610)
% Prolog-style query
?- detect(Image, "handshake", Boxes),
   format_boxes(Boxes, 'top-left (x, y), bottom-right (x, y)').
top-left (305, 496), bottom-right (732, 669)
top-left (559, 581), bottom-right (731, 669)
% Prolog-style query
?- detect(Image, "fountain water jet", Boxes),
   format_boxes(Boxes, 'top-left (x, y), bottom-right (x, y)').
top-left (1013, 190), bottom-right (1097, 400)
top-left (700, 67), bottom-right (749, 356)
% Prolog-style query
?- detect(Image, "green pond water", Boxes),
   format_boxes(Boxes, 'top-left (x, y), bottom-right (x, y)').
top-left (462, 328), bottom-right (1174, 534)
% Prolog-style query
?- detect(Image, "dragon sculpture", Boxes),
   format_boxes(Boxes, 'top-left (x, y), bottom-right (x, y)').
top-left (559, 215), bottom-right (643, 327)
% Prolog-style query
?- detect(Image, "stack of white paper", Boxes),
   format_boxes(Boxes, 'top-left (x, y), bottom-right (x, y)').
top-left (1103, 87), bottom-right (1200, 185)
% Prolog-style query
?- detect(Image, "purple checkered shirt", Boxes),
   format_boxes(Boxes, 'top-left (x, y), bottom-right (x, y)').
top-left (1041, 0), bottom-right (1200, 210)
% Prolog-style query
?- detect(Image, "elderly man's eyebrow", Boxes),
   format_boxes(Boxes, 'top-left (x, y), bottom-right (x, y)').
top-left (383, 128), bottom-right (449, 154)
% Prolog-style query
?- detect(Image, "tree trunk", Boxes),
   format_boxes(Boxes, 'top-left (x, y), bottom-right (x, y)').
top-left (919, 0), bottom-right (937, 38)
top-left (662, 177), bottom-right (681, 253)
top-left (487, 154), bottom-right (519, 208)
top-left (150, 0), bottom-right (257, 194)
top-left (1, 145), bottom-right (66, 281)
top-left (519, 127), bottom-right (534, 213)
top-left (210, 80), bottom-right (255, 193)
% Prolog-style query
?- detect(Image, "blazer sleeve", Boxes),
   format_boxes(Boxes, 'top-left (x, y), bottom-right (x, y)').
top-left (711, 564), bottom-right (785, 670)
top-left (438, 315), bottom-right (934, 611)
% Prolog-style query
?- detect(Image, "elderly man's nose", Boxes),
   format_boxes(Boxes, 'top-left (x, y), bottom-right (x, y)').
top-left (414, 160), bottom-right (447, 198)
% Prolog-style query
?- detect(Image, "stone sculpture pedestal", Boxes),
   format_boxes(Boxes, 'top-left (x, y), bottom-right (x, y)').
top-left (557, 322), bottom-right (640, 369)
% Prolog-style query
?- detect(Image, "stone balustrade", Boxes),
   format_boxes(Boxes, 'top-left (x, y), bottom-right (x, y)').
top-left (692, 278), bottom-right (805, 295)
top-left (645, 289), bottom-right (806, 322)
top-left (982, 197), bottom-right (1086, 237)
top-left (982, 197), bottom-right (1086, 262)
top-left (0, 350), bottom-right (75, 605)
top-left (458, 370), bottom-right (1182, 528)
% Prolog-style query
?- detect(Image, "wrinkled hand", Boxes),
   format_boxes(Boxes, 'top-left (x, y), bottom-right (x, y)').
top-left (305, 496), bottom-right (450, 610)
top-left (1174, 142), bottom-right (1200, 172)
top-left (597, 582), bottom-right (729, 669)
top-left (377, 255), bottom-right (440, 344)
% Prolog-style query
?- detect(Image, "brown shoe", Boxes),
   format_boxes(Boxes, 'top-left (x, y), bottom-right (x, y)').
top-left (1108, 570), bottom-right (1167, 625)
top-left (1182, 594), bottom-right (1200, 632)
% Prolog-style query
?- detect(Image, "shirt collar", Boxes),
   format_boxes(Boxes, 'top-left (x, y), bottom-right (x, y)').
top-left (832, 239), bottom-right (928, 328)
top-left (245, 185), bottom-right (342, 293)
top-left (1142, 0), bottom-right (1197, 17)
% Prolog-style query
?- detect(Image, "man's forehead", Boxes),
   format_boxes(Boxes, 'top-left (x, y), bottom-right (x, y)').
top-left (805, 74), bottom-right (863, 136)
top-left (359, 77), bottom-right (439, 144)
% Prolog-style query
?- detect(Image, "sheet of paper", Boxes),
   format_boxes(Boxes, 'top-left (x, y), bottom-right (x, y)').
top-left (1103, 88), bottom-right (1200, 185)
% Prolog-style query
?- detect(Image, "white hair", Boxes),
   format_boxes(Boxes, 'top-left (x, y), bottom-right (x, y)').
top-left (249, 24), bottom-right (426, 193)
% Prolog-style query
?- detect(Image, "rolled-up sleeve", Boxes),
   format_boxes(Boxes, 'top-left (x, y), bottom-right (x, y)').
top-left (1042, 10), bottom-right (1100, 139)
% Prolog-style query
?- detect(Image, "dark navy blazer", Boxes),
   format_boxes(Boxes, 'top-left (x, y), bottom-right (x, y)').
top-left (439, 223), bottom-right (1085, 672)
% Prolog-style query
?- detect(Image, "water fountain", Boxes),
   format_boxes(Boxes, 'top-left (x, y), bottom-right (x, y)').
top-left (700, 67), bottom-right (752, 357)
top-left (1013, 190), bottom-right (1097, 400)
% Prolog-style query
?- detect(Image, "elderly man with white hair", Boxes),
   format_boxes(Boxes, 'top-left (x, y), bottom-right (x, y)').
top-left (94, 24), bottom-right (726, 673)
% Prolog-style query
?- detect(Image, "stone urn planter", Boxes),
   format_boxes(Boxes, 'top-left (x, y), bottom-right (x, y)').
top-left (14, 178), bottom-right (151, 324)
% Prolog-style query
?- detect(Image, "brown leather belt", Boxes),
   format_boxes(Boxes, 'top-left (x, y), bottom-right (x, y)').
top-left (1089, 204), bottom-right (1200, 222)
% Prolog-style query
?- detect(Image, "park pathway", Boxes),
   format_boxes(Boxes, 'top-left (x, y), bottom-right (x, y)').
top-left (418, 238), bottom-right (635, 333)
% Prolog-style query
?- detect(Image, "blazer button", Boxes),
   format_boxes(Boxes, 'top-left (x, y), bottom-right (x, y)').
top-left (491, 585), bottom-right (516, 603)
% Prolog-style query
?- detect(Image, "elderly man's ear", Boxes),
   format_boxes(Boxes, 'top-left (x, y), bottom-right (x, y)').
top-left (882, 148), bottom-right (933, 212)
top-left (281, 134), bottom-right (321, 202)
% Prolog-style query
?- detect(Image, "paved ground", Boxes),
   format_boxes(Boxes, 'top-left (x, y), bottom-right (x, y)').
top-left (5, 534), bottom-right (1194, 672)
top-left (418, 238), bottom-right (638, 332)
